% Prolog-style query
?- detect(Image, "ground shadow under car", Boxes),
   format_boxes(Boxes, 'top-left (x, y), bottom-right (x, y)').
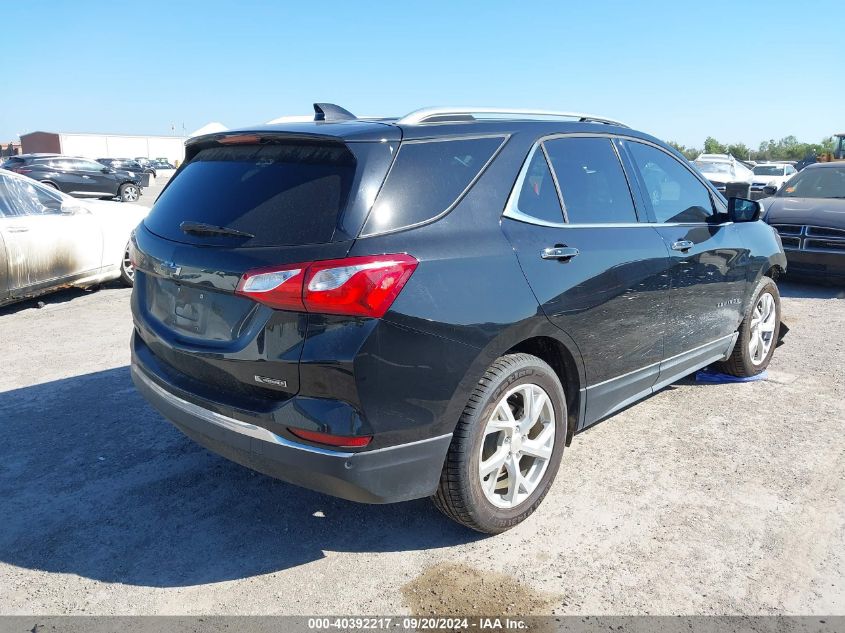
top-left (0, 366), bottom-right (478, 588)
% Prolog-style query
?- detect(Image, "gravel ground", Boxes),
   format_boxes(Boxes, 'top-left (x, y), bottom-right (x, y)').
top-left (0, 279), bottom-right (842, 616)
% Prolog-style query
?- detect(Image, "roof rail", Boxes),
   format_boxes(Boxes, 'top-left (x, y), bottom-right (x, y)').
top-left (397, 107), bottom-right (629, 127)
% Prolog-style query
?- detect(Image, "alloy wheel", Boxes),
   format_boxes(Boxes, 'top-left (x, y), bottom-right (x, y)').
top-left (749, 291), bottom-right (776, 365)
top-left (122, 249), bottom-right (135, 282)
top-left (478, 383), bottom-right (555, 508)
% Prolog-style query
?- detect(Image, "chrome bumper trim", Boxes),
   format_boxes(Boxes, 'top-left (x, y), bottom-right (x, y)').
top-left (133, 366), bottom-right (451, 458)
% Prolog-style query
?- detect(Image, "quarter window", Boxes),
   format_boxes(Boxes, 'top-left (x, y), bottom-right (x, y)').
top-left (627, 142), bottom-right (715, 223)
top-left (543, 137), bottom-right (637, 224)
top-left (509, 146), bottom-right (564, 224)
top-left (363, 136), bottom-right (506, 235)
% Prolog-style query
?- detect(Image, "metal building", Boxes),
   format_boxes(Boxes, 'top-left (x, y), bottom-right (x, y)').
top-left (19, 131), bottom-right (187, 163)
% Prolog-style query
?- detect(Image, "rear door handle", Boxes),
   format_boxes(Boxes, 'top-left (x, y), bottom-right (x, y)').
top-left (541, 246), bottom-right (580, 261)
top-left (671, 240), bottom-right (694, 252)
top-left (7, 226), bottom-right (29, 233)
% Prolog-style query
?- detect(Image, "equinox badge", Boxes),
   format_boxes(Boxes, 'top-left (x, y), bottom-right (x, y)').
top-left (254, 375), bottom-right (287, 388)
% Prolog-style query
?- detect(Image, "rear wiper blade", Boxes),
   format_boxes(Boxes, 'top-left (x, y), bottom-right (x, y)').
top-left (180, 221), bottom-right (254, 239)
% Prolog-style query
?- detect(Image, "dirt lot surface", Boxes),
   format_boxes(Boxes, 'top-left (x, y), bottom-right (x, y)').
top-left (0, 280), bottom-right (842, 616)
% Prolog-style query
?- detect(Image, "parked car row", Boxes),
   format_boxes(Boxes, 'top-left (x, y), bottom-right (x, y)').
top-left (0, 169), bottom-right (149, 307)
top-left (95, 158), bottom-right (177, 179)
top-left (1, 154), bottom-right (144, 202)
top-left (136, 157), bottom-right (178, 178)
top-left (689, 150), bottom-right (845, 280)
top-left (97, 158), bottom-right (157, 178)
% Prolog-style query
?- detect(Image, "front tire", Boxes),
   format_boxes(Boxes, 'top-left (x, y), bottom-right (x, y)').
top-left (718, 276), bottom-right (780, 377)
top-left (432, 353), bottom-right (566, 534)
top-left (119, 183), bottom-right (140, 202)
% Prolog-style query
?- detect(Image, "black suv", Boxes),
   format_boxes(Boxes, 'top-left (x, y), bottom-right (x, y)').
top-left (2, 154), bottom-right (143, 202)
top-left (130, 104), bottom-right (786, 533)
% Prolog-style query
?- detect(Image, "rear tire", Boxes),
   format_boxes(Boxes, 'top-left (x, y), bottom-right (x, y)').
top-left (432, 353), bottom-right (566, 534)
top-left (40, 181), bottom-right (59, 189)
top-left (718, 276), bottom-right (780, 377)
top-left (119, 183), bottom-right (140, 202)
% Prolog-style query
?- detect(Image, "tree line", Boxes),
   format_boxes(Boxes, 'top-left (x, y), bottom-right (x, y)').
top-left (668, 136), bottom-right (836, 162)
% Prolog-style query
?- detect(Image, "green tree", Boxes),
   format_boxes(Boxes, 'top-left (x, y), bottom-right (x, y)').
top-left (703, 137), bottom-right (727, 154)
top-left (667, 141), bottom-right (700, 160)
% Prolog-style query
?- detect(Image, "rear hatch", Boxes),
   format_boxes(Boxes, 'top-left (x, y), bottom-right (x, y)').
top-left (131, 128), bottom-right (399, 405)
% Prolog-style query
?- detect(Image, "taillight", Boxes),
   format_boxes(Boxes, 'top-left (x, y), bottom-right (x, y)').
top-left (288, 427), bottom-right (372, 448)
top-left (304, 254), bottom-right (418, 317)
top-left (235, 254), bottom-right (418, 318)
top-left (236, 264), bottom-right (307, 311)
top-left (12, 167), bottom-right (31, 174)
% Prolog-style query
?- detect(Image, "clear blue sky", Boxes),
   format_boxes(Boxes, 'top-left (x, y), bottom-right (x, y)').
top-left (3, 0), bottom-right (843, 148)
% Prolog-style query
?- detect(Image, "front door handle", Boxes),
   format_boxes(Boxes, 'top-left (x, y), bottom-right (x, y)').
top-left (7, 226), bottom-right (29, 233)
top-left (671, 240), bottom-right (694, 252)
top-left (541, 246), bottom-right (580, 261)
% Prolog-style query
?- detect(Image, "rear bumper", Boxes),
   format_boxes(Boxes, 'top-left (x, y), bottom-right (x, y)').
top-left (131, 363), bottom-right (452, 504)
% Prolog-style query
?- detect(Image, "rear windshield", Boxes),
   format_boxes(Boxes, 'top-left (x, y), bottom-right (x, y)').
top-left (144, 143), bottom-right (356, 247)
top-left (361, 136), bottom-right (506, 235)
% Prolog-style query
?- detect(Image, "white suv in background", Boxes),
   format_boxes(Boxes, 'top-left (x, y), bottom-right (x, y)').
top-left (751, 162), bottom-right (796, 195)
top-left (693, 153), bottom-right (754, 192)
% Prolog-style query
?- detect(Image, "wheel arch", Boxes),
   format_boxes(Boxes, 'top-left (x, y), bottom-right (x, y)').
top-left (441, 321), bottom-right (586, 448)
top-left (764, 263), bottom-right (785, 281)
top-left (505, 336), bottom-right (582, 446)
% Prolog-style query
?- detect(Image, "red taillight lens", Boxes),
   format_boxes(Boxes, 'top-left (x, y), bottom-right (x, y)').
top-left (235, 263), bottom-right (306, 311)
top-left (303, 254), bottom-right (418, 318)
top-left (12, 167), bottom-right (31, 174)
top-left (235, 254), bottom-right (418, 318)
top-left (288, 427), bottom-right (372, 448)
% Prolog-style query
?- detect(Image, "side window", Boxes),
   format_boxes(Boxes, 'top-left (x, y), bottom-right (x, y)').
top-left (47, 159), bottom-right (74, 171)
top-left (363, 136), bottom-right (506, 235)
top-left (543, 137), bottom-right (637, 224)
top-left (627, 142), bottom-right (715, 223)
top-left (75, 160), bottom-right (105, 172)
top-left (509, 146), bottom-right (564, 223)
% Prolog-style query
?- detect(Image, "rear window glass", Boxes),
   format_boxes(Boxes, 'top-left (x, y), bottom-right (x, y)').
top-left (362, 136), bottom-right (505, 235)
top-left (144, 143), bottom-right (355, 247)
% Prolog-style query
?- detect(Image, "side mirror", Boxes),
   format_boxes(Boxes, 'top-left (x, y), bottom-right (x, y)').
top-left (101, 167), bottom-right (113, 174)
top-left (728, 197), bottom-right (762, 222)
top-left (60, 204), bottom-right (85, 215)
top-left (763, 185), bottom-right (778, 196)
